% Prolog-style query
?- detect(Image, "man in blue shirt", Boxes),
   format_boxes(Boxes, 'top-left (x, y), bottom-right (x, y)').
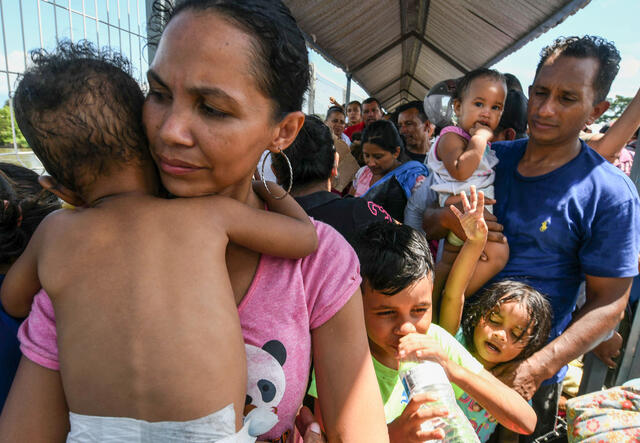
top-left (422, 36), bottom-right (640, 441)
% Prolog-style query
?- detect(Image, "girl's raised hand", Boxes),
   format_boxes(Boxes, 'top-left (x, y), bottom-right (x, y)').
top-left (449, 186), bottom-right (488, 244)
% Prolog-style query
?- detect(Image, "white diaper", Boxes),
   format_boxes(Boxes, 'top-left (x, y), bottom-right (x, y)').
top-left (66, 403), bottom-right (273, 443)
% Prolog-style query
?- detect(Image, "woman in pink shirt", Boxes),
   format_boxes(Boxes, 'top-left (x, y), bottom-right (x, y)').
top-left (0, 1), bottom-right (388, 442)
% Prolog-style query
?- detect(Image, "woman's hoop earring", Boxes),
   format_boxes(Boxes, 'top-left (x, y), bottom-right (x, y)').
top-left (261, 148), bottom-right (293, 200)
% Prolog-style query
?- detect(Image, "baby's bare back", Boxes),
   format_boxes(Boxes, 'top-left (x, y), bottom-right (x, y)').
top-left (37, 195), bottom-right (246, 422)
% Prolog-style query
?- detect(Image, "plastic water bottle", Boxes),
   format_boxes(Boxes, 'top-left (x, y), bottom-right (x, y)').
top-left (399, 360), bottom-right (480, 442)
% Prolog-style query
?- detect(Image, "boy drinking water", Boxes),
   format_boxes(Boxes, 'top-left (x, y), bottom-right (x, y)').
top-left (310, 220), bottom-right (536, 442)
top-left (0, 42), bottom-right (317, 441)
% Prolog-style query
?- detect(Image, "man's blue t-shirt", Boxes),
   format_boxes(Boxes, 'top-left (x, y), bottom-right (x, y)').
top-left (491, 138), bottom-right (640, 384)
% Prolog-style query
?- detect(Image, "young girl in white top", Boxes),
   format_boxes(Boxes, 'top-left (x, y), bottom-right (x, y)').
top-left (427, 69), bottom-right (510, 306)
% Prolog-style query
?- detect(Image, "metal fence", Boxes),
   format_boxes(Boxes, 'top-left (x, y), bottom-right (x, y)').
top-left (305, 62), bottom-right (367, 118)
top-left (0, 0), bottom-right (149, 170)
top-left (0, 2), bottom-right (367, 170)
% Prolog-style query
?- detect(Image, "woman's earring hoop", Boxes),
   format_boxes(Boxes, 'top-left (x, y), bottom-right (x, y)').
top-left (261, 148), bottom-right (292, 200)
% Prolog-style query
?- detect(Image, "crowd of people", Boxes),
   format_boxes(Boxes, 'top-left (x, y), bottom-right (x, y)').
top-left (0, 0), bottom-right (639, 442)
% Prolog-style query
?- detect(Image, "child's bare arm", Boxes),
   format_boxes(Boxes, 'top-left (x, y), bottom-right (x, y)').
top-left (0, 357), bottom-right (70, 441)
top-left (398, 334), bottom-right (536, 436)
top-left (206, 183), bottom-right (317, 259)
top-left (252, 181), bottom-right (310, 224)
top-left (439, 187), bottom-right (487, 334)
top-left (439, 124), bottom-right (492, 181)
top-left (450, 366), bottom-right (536, 435)
top-left (589, 87), bottom-right (640, 162)
top-left (0, 227), bottom-right (44, 318)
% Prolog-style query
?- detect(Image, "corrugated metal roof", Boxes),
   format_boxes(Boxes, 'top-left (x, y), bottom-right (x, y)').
top-left (284, 0), bottom-right (591, 110)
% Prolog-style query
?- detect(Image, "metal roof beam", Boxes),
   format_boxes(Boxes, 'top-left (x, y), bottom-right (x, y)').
top-left (372, 75), bottom-right (406, 96)
top-left (409, 31), bottom-right (468, 74)
top-left (372, 73), bottom-right (431, 97)
top-left (350, 30), bottom-right (467, 77)
top-left (482, 0), bottom-right (591, 68)
top-left (406, 0), bottom-right (431, 94)
top-left (350, 33), bottom-right (412, 73)
top-left (381, 88), bottom-right (420, 105)
top-left (402, 89), bottom-right (421, 102)
top-left (381, 90), bottom-right (404, 104)
top-left (407, 74), bottom-right (430, 92)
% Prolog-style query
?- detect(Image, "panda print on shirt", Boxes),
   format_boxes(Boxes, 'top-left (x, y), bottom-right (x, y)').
top-left (244, 340), bottom-right (289, 442)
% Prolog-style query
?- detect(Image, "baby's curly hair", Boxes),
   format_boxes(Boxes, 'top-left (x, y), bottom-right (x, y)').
top-left (462, 280), bottom-right (552, 363)
top-left (536, 35), bottom-right (620, 104)
top-left (14, 40), bottom-right (148, 194)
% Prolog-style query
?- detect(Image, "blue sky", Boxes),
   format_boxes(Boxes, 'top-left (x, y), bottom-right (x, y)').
top-left (494, 0), bottom-right (639, 99)
top-left (310, 0), bottom-right (639, 110)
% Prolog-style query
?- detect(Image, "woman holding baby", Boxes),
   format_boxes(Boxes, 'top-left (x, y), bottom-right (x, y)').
top-left (0, 1), bottom-right (388, 441)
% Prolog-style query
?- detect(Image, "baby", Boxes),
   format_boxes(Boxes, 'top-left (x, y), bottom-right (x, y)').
top-left (0, 41), bottom-right (317, 442)
top-left (427, 68), bottom-right (510, 302)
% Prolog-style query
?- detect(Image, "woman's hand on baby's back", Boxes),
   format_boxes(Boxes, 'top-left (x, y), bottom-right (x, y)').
top-left (388, 393), bottom-right (447, 443)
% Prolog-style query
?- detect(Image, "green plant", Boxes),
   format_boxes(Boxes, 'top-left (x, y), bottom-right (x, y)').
top-left (0, 100), bottom-right (28, 148)
top-left (596, 95), bottom-right (633, 124)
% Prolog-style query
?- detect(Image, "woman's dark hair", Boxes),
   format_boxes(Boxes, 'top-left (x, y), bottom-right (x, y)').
top-left (272, 115), bottom-right (334, 190)
top-left (13, 40), bottom-right (147, 194)
top-left (356, 222), bottom-right (433, 296)
top-left (0, 164), bottom-right (61, 264)
top-left (151, 0), bottom-right (309, 119)
top-left (536, 35), bottom-right (620, 104)
top-left (462, 280), bottom-right (552, 362)
top-left (325, 106), bottom-right (345, 121)
top-left (455, 68), bottom-right (506, 102)
top-left (361, 120), bottom-right (409, 162)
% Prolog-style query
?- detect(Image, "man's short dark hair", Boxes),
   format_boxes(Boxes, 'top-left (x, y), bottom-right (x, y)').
top-left (535, 35), bottom-right (621, 104)
top-left (363, 97), bottom-right (381, 109)
top-left (396, 100), bottom-right (428, 123)
top-left (272, 115), bottom-right (334, 190)
top-left (14, 40), bottom-right (147, 194)
top-left (356, 222), bottom-right (434, 295)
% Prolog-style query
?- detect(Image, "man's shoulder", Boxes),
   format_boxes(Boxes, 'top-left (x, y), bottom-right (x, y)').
top-left (579, 143), bottom-right (639, 203)
top-left (492, 138), bottom-right (528, 159)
